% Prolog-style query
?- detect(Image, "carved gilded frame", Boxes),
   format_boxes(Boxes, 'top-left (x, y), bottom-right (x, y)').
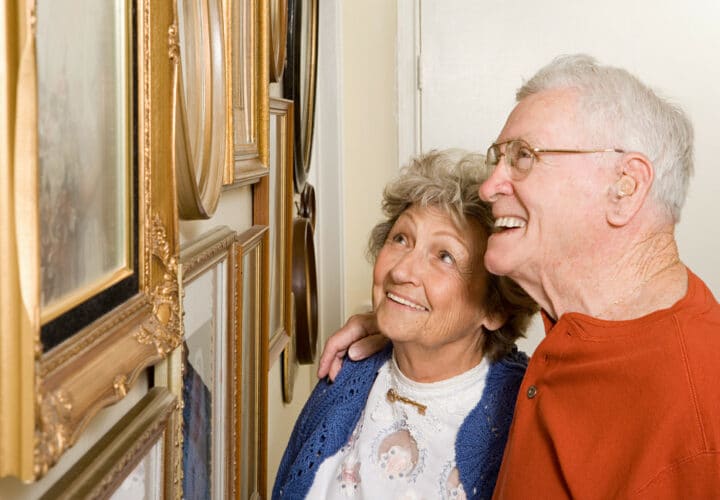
top-left (226, 0), bottom-right (270, 186)
top-left (235, 225), bottom-right (268, 499)
top-left (155, 226), bottom-right (238, 499)
top-left (0, 0), bottom-right (181, 481)
top-left (266, 98), bottom-right (294, 367)
top-left (40, 388), bottom-right (176, 499)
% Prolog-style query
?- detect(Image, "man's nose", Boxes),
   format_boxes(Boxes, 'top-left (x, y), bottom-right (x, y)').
top-left (479, 162), bottom-right (513, 202)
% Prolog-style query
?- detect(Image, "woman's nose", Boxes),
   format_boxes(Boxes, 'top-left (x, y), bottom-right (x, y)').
top-left (388, 249), bottom-right (422, 285)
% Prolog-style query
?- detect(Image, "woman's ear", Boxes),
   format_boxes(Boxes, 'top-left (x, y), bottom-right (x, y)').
top-left (481, 312), bottom-right (506, 332)
top-left (607, 153), bottom-right (654, 227)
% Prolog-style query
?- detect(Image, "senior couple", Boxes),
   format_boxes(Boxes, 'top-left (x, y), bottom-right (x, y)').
top-left (274, 55), bottom-right (720, 499)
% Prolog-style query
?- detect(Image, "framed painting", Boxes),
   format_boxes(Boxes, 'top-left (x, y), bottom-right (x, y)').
top-left (283, 0), bottom-right (318, 192)
top-left (266, 98), bottom-right (294, 366)
top-left (155, 226), bottom-right (237, 499)
top-left (228, 0), bottom-right (270, 185)
top-left (40, 387), bottom-right (176, 500)
top-left (235, 225), bottom-right (268, 499)
top-left (0, 0), bottom-right (181, 481)
top-left (173, 0), bottom-right (229, 219)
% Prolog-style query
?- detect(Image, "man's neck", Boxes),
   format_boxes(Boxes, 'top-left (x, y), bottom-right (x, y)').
top-left (532, 226), bottom-right (687, 321)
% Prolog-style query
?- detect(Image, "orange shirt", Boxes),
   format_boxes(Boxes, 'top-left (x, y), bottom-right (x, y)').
top-left (493, 270), bottom-right (720, 499)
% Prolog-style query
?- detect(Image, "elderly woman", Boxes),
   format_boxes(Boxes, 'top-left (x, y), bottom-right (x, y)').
top-left (273, 150), bottom-right (537, 499)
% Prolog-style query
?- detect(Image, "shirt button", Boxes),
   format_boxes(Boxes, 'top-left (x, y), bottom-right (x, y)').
top-left (527, 385), bottom-right (538, 399)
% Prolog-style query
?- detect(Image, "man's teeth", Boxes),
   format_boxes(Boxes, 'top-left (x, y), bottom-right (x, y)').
top-left (494, 217), bottom-right (526, 229)
top-left (387, 292), bottom-right (427, 311)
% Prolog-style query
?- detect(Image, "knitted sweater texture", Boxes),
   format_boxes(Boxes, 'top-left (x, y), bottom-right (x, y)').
top-left (273, 345), bottom-right (527, 499)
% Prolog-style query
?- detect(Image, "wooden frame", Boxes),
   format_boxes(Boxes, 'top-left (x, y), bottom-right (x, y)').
top-left (268, 0), bottom-right (288, 82)
top-left (283, 0), bottom-right (318, 192)
top-left (266, 98), bottom-right (294, 367)
top-left (156, 226), bottom-right (237, 499)
top-left (0, 0), bottom-right (181, 481)
top-left (235, 225), bottom-right (268, 499)
top-left (174, 0), bottom-right (229, 219)
top-left (40, 388), bottom-right (176, 500)
top-left (226, 0), bottom-right (270, 186)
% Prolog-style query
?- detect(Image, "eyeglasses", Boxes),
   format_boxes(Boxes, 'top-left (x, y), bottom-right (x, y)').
top-left (486, 139), bottom-right (626, 180)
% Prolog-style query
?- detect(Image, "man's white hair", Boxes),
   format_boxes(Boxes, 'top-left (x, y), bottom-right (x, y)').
top-left (518, 54), bottom-right (693, 223)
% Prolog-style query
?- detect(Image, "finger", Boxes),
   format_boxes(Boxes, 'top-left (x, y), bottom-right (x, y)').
top-left (348, 334), bottom-right (389, 361)
top-left (317, 313), bottom-right (377, 378)
top-left (328, 357), bottom-right (343, 382)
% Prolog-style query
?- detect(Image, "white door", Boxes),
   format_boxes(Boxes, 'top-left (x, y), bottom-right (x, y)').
top-left (400, 0), bottom-right (720, 353)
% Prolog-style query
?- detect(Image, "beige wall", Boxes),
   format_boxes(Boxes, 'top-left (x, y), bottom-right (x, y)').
top-left (265, 0), bottom-right (401, 490)
top-left (342, 0), bottom-right (399, 316)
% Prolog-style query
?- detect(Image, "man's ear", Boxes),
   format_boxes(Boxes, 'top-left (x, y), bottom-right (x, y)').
top-left (607, 153), bottom-right (653, 226)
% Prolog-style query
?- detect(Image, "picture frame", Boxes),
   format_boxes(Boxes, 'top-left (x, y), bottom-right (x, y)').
top-left (155, 226), bottom-right (237, 499)
top-left (173, 0), bottom-right (229, 219)
top-left (40, 388), bottom-right (176, 500)
top-left (283, 0), bottom-right (318, 192)
top-left (228, 0), bottom-right (270, 186)
top-left (235, 225), bottom-right (268, 499)
top-left (266, 97), bottom-right (294, 366)
top-left (0, 0), bottom-right (182, 481)
top-left (269, 0), bottom-right (288, 82)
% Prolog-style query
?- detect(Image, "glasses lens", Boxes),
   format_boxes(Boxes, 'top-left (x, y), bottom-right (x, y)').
top-left (487, 144), bottom-right (500, 166)
top-left (507, 141), bottom-right (534, 177)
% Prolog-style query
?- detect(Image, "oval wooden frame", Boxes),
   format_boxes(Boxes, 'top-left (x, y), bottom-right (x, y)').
top-left (291, 217), bottom-right (318, 364)
top-left (174, 0), bottom-right (228, 219)
top-left (283, 0), bottom-right (318, 193)
top-left (269, 0), bottom-right (288, 82)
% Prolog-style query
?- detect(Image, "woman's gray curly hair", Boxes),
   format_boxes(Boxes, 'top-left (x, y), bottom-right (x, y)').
top-left (367, 149), bottom-right (538, 362)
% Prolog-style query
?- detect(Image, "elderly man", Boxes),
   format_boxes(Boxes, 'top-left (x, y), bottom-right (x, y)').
top-left (318, 55), bottom-right (720, 498)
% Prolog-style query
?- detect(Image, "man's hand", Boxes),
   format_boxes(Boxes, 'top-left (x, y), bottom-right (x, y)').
top-left (317, 312), bottom-right (388, 381)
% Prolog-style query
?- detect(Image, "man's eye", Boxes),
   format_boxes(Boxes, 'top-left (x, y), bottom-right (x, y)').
top-left (517, 147), bottom-right (534, 159)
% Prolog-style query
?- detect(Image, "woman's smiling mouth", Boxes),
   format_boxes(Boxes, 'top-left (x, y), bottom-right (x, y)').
top-left (386, 292), bottom-right (428, 311)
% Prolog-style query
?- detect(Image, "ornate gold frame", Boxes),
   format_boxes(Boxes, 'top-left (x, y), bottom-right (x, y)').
top-left (226, 0), bottom-right (270, 186)
top-left (40, 387), bottom-right (177, 499)
top-left (155, 226), bottom-right (238, 499)
top-left (0, 1), bottom-right (181, 481)
top-left (235, 225), bottom-right (268, 499)
top-left (266, 97), bottom-right (294, 367)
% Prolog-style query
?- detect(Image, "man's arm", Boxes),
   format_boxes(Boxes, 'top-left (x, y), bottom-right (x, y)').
top-left (317, 312), bottom-right (388, 381)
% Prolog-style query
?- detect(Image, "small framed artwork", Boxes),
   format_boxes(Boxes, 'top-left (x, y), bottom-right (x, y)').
top-left (1, 0), bottom-right (181, 480)
top-left (235, 225), bottom-right (268, 499)
top-left (172, 226), bottom-right (237, 499)
top-left (229, 0), bottom-right (270, 185)
top-left (40, 387), bottom-right (176, 500)
top-left (266, 97), bottom-right (294, 366)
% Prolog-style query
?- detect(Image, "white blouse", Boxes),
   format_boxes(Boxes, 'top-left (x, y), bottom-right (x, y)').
top-left (306, 354), bottom-right (489, 499)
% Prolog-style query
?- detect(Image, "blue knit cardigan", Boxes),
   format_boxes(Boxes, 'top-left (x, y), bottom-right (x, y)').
top-left (273, 345), bottom-right (527, 499)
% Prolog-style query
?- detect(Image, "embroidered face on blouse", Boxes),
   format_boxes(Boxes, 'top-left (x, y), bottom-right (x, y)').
top-left (372, 205), bottom-right (500, 358)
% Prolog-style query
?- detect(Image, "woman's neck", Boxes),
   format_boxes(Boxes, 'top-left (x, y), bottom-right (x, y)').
top-left (392, 338), bottom-right (484, 383)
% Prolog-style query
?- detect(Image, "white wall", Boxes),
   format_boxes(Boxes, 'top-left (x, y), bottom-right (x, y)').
top-left (416, 0), bottom-right (720, 352)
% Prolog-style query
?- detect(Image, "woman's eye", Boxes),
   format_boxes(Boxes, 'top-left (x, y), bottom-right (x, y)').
top-left (391, 233), bottom-right (407, 245)
top-left (439, 251), bottom-right (455, 265)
